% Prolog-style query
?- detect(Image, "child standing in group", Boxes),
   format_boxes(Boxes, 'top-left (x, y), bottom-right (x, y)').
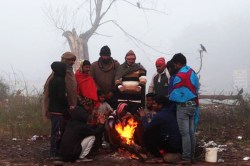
top-left (145, 93), bottom-right (157, 123)
top-left (93, 90), bottom-right (113, 149)
top-left (95, 90), bottom-right (113, 117)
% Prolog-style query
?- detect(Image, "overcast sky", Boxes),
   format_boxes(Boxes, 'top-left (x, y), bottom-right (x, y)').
top-left (1, 0), bottom-right (250, 95)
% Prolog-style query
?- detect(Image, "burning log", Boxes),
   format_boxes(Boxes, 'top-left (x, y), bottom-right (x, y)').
top-left (114, 117), bottom-right (147, 162)
top-left (119, 142), bottom-right (147, 161)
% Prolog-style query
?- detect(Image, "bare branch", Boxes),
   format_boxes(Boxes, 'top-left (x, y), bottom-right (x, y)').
top-left (111, 20), bottom-right (169, 55)
top-left (43, 5), bottom-right (66, 32)
top-left (121, 0), bottom-right (167, 15)
top-left (93, 32), bottom-right (112, 37)
top-left (89, 0), bottom-right (93, 25)
top-left (100, 0), bottom-right (117, 19)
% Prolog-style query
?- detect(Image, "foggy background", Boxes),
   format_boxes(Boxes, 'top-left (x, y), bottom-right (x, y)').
top-left (1, 0), bottom-right (250, 95)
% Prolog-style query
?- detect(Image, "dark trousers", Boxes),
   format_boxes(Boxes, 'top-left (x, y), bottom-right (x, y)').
top-left (144, 130), bottom-right (182, 157)
top-left (50, 115), bottom-right (64, 157)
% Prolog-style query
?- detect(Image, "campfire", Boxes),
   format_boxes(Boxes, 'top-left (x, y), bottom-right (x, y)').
top-left (115, 117), bottom-right (138, 145)
top-left (114, 117), bottom-right (147, 161)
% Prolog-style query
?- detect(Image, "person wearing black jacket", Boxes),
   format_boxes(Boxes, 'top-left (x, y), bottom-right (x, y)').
top-left (48, 61), bottom-right (68, 158)
top-left (59, 99), bottom-right (105, 162)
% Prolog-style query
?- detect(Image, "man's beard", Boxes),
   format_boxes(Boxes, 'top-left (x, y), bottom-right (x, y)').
top-left (102, 59), bottom-right (110, 64)
top-left (126, 62), bottom-right (135, 67)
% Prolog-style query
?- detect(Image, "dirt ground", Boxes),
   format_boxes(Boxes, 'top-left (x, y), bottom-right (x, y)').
top-left (1, 104), bottom-right (250, 165)
top-left (0, 135), bottom-right (249, 166)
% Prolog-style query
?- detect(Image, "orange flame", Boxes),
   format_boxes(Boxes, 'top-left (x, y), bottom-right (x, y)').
top-left (115, 118), bottom-right (138, 145)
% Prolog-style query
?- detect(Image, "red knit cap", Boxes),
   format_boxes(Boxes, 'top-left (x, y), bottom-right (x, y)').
top-left (116, 103), bottom-right (128, 115)
top-left (155, 57), bottom-right (166, 66)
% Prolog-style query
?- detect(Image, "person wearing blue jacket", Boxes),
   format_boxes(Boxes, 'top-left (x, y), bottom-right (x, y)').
top-left (169, 53), bottom-right (199, 164)
top-left (138, 96), bottom-right (182, 158)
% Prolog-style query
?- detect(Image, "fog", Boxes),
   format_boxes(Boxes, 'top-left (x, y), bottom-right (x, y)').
top-left (1, 0), bottom-right (250, 94)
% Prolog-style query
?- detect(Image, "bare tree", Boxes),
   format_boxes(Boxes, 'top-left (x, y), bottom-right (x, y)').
top-left (44, 0), bottom-right (166, 70)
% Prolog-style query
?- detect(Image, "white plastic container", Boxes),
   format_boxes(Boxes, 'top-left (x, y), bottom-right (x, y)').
top-left (205, 147), bottom-right (218, 162)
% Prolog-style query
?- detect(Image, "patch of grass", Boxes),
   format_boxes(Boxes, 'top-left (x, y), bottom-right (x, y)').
top-left (0, 95), bottom-right (50, 139)
top-left (197, 97), bottom-right (250, 142)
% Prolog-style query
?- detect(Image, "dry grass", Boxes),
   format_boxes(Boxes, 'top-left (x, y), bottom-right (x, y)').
top-left (0, 94), bottom-right (50, 139)
top-left (197, 97), bottom-right (250, 142)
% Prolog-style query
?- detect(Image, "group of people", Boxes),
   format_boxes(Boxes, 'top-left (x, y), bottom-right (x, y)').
top-left (42, 45), bottom-right (199, 164)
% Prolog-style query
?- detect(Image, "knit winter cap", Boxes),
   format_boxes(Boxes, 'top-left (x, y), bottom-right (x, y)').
top-left (125, 50), bottom-right (136, 57)
top-left (155, 57), bottom-right (166, 66)
top-left (116, 103), bottom-right (128, 116)
top-left (100, 45), bottom-right (111, 56)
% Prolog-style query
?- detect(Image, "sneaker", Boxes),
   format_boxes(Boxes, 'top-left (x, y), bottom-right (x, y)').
top-left (102, 141), bottom-right (110, 149)
top-left (76, 157), bottom-right (94, 162)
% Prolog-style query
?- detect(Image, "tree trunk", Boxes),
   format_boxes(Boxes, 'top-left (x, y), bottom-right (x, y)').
top-left (62, 29), bottom-right (89, 71)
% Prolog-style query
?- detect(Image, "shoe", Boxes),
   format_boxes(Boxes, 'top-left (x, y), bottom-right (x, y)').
top-left (50, 156), bottom-right (63, 161)
top-left (76, 157), bottom-right (94, 162)
top-left (145, 157), bottom-right (164, 163)
top-left (177, 159), bottom-right (192, 165)
top-left (53, 160), bottom-right (64, 166)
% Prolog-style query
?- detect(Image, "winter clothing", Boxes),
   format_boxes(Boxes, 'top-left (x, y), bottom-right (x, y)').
top-left (169, 64), bottom-right (199, 161)
top-left (43, 52), bottom-right (77, 119)
top-left (75, 62), bottom-right (98, 102)
top-left (100, 45), bottom-right (111, 56)
top-left (155, 57), bottom-right (165, 66)
top-left (48, 61), bottom-right (68, 157)
top-left (148, 69), bottom-right (170, 97)
top-left (169, 66), bottom-right (199, 104)
top-left (115, 55), bottom-right (147, 112)
top-left (60, 106), bottom-right (103, 162)
top-left (141, 107), bottom-right (182, 157)
top-left (90, 58), bottom-right (120, 94)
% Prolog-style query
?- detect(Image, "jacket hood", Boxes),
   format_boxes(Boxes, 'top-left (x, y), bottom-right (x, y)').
top-left (51, 61), bottom-right (66, 78)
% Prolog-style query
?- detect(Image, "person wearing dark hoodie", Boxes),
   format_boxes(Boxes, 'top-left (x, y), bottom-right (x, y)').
top-left (48, 61), bottom-right (68, 158)
top-left (59, 98), bottom-right (105, 162)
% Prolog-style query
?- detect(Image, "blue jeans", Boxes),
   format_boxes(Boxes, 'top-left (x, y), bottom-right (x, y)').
top-left (50, 115), bottom-right (64, 157)
top-left (176, 105), bottom-right (195, 160)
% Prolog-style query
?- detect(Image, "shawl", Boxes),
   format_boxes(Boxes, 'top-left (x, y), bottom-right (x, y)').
top-left (75, 70), bottom-right (98, 102)
top-left (115, 62), bottom-right (146, 81)
top-left (97, 57), bottom-right (116, 72)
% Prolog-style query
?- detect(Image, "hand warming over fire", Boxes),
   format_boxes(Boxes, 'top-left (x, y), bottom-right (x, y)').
top-left (97, 113), bottom-right (106, 124)
top-left (137, 107), bottom-right (145, 117)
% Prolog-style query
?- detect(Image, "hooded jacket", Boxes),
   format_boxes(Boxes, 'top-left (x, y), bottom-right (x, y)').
top-left (48, 62), bottom-right (68, 113)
